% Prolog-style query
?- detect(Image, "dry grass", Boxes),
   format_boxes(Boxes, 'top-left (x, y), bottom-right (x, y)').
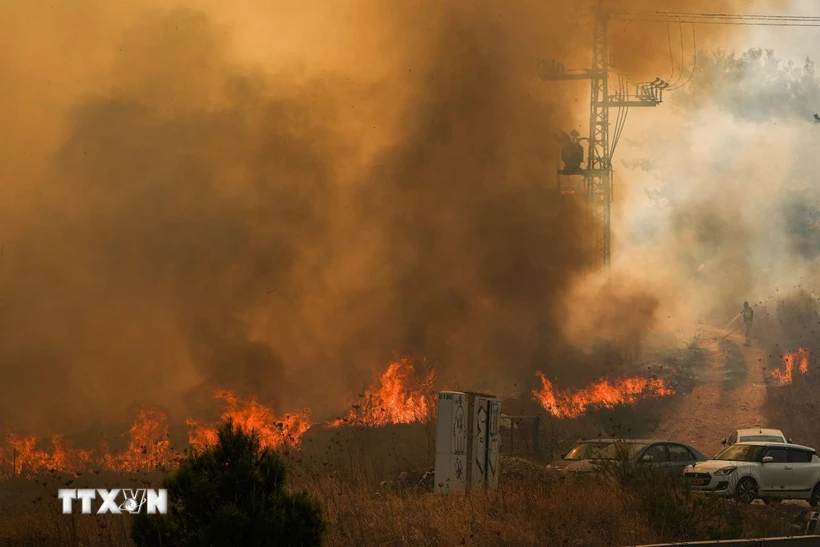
top-left (0, 370), bottom-right (807, 547)
top-left (300, 472), bottom-right (655, 547)
top-left (0, 437), bottom-right (806, 547)
top-left (764, 374), bottom-right (820, 448)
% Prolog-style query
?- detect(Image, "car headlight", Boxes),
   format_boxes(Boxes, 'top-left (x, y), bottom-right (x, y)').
top-left (713, 467), bottom-right (737, 476)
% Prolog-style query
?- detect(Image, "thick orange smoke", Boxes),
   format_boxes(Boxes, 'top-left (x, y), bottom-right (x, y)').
top-left (770, 347), bottom-right (810, 385)
top-left (0, 0), bottom-right (759, 444)
top-left (532, 372), bottom-right (674, 419)
top-left (330, 358), bottom-right (436, 427)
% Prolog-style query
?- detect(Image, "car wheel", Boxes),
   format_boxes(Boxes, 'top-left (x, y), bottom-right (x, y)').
top-left (735, 477), bottom-right (757, 504)
top-left (810, 483), bottom-right (820, 508)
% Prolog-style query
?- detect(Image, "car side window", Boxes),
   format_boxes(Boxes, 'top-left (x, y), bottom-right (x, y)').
top-left (729, 432), bottom-right (738, 444)
top-left (789, 449), bottom-right (812, 463)
top-left (644, 444), bottom-right (668, 462)
top-left (668, 444), bottom-right (694, 462)
top-left (764, 447), bottom-right (788, 463)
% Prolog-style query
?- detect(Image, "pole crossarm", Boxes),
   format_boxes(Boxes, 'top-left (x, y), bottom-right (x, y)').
top-left (537, 59), bottom-right (592, 81)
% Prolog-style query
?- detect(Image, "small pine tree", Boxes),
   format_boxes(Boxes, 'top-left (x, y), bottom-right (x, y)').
top-left (131, 420), bottom-right (325, 547)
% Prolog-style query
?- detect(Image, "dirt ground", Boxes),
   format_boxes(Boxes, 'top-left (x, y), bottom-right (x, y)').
top-left (651, 325), bottom-right (770, 458)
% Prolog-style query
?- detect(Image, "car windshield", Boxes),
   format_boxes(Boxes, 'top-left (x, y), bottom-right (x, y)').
top-left (714, 444), bottom-right (765, 462)
top-left (739, 435), bottom-right (783, 443)
top-left (564, 442), bottom-right (613, 460)
top-left (593, 442), bottom-right (649, 460)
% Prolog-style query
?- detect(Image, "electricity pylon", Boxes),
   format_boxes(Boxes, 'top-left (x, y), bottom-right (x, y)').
top-left (538, 6), bottom-right (667, 271)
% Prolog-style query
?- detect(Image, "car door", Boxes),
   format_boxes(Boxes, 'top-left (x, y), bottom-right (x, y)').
top-left (758, 446), bottom-right (791, 494)
top-left (639, 443), bottom-right (670, 473)
top-left (667, 443), bottom-right (698, 476)
top-left (787, 448), bottom-right (815, 496)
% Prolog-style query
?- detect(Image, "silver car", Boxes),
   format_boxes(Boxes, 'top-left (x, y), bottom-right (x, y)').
top-left (684, 442), bottom-right (820, 505)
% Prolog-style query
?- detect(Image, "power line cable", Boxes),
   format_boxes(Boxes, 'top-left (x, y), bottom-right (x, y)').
top-left (668, 23), bottom-right (697, 91)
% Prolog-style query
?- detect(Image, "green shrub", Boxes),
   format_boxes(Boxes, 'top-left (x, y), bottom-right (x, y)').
top-left (131, 419), bottom-right (326, 547)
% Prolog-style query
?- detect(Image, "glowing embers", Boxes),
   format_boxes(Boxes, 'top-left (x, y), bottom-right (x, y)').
top-left (532, 372), bottom-right (674, 419)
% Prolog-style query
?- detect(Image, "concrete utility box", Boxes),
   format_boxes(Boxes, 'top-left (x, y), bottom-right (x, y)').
top-left (434, 391), bottom-right (500, 494)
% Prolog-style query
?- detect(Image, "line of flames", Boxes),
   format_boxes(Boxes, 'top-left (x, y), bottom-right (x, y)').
top-left (0, 359), bottom-right (435, 478)
top-left (1, 358), bottom-right (678, 477)
top-left (770, 347), bottom-right (810, 385)
top-left (532, 372), bottom-right (675, 419)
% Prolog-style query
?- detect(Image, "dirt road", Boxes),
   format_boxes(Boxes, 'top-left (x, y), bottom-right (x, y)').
top-left (652, 325), bottom-right (770, 457)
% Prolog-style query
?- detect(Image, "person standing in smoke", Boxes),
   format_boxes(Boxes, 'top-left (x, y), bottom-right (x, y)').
top-left (741, 301), bottom-right (754, 346)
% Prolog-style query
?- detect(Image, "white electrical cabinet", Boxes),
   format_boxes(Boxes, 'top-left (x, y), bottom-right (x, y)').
top-left (434, 391), bottom-right (500, 494)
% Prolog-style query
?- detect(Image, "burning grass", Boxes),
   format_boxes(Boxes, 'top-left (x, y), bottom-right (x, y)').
top-left (532, 372), bottom-right (674, 419)
top-left (769, 347), bottom-right (810, 385)
top-left (330, 358), bottom-right (436, 428)
top-left (0, 407), bottom-right (179, 478)
top-left (0, 358), bottom-right (435, 479)
top-left (764, 352), bottom-right (820, 450)
top-left (187, 389), bottom-right (312, 452)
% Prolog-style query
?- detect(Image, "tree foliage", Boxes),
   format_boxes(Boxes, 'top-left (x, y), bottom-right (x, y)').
top-left (673, 47), bottom-right (820, 121)
top-left (131, 420), bottom-right (325, 547)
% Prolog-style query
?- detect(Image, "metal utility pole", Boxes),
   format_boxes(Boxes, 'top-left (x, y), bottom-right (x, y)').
top-left (538, 5), bottom-right (665, 271)
top-left (587, 8), bottom-right (613, 270)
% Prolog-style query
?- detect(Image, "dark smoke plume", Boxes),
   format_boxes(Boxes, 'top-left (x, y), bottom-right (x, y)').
top-left (0, 0), bottom-right (749, 435)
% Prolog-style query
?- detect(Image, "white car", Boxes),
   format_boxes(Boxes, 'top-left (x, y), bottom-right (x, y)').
top-left (721, 428), bottom-right (791, 447)
top-left (684, 442), bottom-right (820, 505)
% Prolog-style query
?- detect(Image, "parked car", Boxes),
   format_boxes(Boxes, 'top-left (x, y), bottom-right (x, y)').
top-left (683, 441), bottom-right (820, 505)
top-left (721, 428), bottom-right (791, 447)
top-left (546, 439), bottom-right (616, 471)
top-left (559, 439), bottom-right (708, 477)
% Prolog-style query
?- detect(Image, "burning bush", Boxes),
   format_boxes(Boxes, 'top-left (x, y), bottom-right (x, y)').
top-left (131, 420), bottom-right (325, 547)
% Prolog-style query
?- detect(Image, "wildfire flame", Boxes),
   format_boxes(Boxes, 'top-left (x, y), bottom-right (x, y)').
top-left (532, 372), bottom-right (674, 419)
top-left (770, 347), bottom-right (810, 385)
top-left (187, 390), bottom-right (312, 452)
top-left (330, 358), bottom-right (436, 427)
top-left (1, 358), bottom-right (435, 478)
top-left (104, 407), bottom-right (173, 472)
top-left (0, 407), bottom-right (174, 477)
